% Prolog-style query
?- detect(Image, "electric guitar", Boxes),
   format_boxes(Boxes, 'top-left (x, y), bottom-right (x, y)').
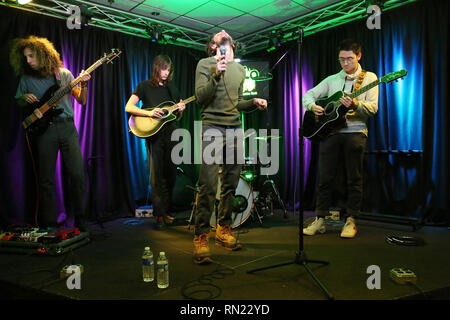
top-left (303, 69), bottom-right (407, 141)
top-left (128, 96), bottom-right (196, 138)
top-left (21, 49), bottom-right (122, 135)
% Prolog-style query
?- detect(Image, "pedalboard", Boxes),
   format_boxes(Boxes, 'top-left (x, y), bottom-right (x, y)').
top-left (390, 268), bottom-right (417, 284)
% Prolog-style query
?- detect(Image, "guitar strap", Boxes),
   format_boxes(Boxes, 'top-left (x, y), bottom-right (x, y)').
top-left (346, 70), bottom-right (366, 118)
top-left (54, 70), bottom-right (62, 88)
top-left (353, 70), bottom-right (366, 93)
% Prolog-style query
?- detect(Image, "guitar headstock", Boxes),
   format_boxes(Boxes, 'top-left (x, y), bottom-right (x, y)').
top-left (102, 48), bottom-right (122, 64)
top-left (381, 69), bottom-right (407, 83)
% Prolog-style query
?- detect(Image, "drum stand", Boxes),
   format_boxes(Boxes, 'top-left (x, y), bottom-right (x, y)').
top-left (186, 185), bottom-right (198, 230)
top-left (253, 177), bottom-right (288, 221)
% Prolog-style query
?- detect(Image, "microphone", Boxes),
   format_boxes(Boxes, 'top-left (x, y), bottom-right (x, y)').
top-left (220, 45), bottom-right (227, 56)
top-left (219, 45), bottom-right (227, 75)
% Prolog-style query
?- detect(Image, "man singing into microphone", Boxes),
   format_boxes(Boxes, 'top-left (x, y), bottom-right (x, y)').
top-left (192, 30), bottom-right (267, 264)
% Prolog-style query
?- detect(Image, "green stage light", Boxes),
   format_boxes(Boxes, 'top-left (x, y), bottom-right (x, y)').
top-left (242, 171), bottom-right (255, 182)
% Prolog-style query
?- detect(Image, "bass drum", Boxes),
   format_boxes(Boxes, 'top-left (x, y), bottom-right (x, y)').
top-left (210, 176), bottom-right (257, 229)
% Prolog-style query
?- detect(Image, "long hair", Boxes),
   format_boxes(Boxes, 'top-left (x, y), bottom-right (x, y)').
top-left (150, 55), bottom-right (173, 87)
top-left (10, 35), bottom-right (63, 77)
top-left (205, 35), bottom-right (217, 57)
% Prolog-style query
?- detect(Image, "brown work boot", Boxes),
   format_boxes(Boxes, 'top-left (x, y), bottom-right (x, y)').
top-left (215, 224), bottom-right (242, 251)
top-left (163, 214), bottom-right (175, 224)
top-left (193, 233), bottom-right (212, 265)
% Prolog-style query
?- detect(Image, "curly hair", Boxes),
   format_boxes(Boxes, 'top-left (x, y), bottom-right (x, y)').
top-left (150, 55), bottom-right (173, 87)
top-left (10, 35), bottom-right (63, 77)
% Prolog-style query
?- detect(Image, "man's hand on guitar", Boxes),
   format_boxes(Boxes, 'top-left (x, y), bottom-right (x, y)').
top-left (148, 108), bottom-right (164, 118)
top-left (311, 103), bottom-right (324, 115)
top-left (177, 100), bottom-right (186, 112)
top-left (23, 93), bottom-right (40, 104)
top-left (339, 96), bottom-right (358, 109)
top-left (78, 70), bottom-right (91, 86)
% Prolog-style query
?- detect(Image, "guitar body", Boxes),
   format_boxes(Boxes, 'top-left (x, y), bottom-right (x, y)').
top-left (128, 100), bottom-right (178, 138)
top-left (22, 84), bottom-right (64, 136)
top-left (303, 91), bottom-right (350, 142)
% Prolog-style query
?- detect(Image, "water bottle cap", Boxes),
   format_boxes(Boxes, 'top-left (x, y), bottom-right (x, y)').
top-left (160, 252), bottom-right (165, 256)
top-left (145, 247), bottom-right (150, 250)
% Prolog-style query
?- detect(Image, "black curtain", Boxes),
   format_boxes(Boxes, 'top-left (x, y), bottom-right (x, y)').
top-left (1, 0), bottom-right (449, 226)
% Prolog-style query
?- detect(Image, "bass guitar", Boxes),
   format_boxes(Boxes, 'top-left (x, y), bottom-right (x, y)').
top-left (22, 49), bottom-right (122, 135)
top-left (303, 69), bottom-right (407, 141)
top-left (128, 96), bottom-right (196, 138)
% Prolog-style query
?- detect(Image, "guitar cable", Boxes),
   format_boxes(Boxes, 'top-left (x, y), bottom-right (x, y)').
top-left (25, 131), bottom-right (40, 227)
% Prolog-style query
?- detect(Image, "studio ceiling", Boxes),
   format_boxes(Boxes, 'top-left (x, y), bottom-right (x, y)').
top-left (1, 0), bottom-right (418, 54)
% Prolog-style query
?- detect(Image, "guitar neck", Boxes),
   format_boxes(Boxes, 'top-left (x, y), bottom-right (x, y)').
top-left (349, 78), bottom-right (381, 99)
top-left (167, 95), bottom-right (196, 111)
top-left (46, 59), bottom-right (104, 106)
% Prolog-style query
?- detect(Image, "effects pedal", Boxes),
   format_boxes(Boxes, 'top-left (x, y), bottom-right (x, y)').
top-left (390, 268), bottom-right (417, 284)
top-left (49, 228), bottom-right (80, 240)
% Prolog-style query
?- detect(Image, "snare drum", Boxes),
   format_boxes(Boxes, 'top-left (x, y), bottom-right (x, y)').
top-left (210, 175), bottom-right (258, 229)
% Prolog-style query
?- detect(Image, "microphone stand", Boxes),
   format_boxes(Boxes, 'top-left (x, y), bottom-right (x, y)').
top-left (247, 27), bottom-right (334, 300)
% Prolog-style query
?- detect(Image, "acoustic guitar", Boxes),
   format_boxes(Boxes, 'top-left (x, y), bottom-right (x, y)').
top-left (303, 69), bottom-right (407, 141)
top-left (128, 95), bottom-right (196, 138)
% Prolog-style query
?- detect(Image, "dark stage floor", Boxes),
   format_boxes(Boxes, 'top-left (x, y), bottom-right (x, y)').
top-left (1, 210), bottom-right (450, 302)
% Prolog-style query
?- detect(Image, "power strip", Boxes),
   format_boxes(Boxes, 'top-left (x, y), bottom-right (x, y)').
top-left (390, 268), bottom-right (417, 284)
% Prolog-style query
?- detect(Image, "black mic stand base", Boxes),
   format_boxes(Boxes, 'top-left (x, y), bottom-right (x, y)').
top-left (246, 250), bottom-right (334, 300)
top-left (247, 27), bottom-right (333, 301)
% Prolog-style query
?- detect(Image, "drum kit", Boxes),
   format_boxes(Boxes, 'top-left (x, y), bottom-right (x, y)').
top-left (187, 135), bottom-right (287, 229)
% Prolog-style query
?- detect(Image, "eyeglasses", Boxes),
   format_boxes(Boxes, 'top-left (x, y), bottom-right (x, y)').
top-left (338, 57), bottom-right (355, 64)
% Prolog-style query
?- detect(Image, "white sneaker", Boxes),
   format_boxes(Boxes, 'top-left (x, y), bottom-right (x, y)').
top-left (303, 217), bottom-right (326, 236)
top-left (340, 217), bottom-right (357, 238)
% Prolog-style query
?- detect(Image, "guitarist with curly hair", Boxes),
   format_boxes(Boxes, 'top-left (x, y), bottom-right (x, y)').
top-left (10, 35), bottom-right (91, 232)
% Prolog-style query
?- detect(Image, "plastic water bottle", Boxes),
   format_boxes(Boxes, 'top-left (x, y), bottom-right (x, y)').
top-left (157, 252), bottom-right (169, 288)
top-left (142, 247), bottom-right (154, 282)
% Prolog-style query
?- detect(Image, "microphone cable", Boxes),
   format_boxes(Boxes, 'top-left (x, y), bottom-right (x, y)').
top-left (181, 262), bottom-right (235, 300)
